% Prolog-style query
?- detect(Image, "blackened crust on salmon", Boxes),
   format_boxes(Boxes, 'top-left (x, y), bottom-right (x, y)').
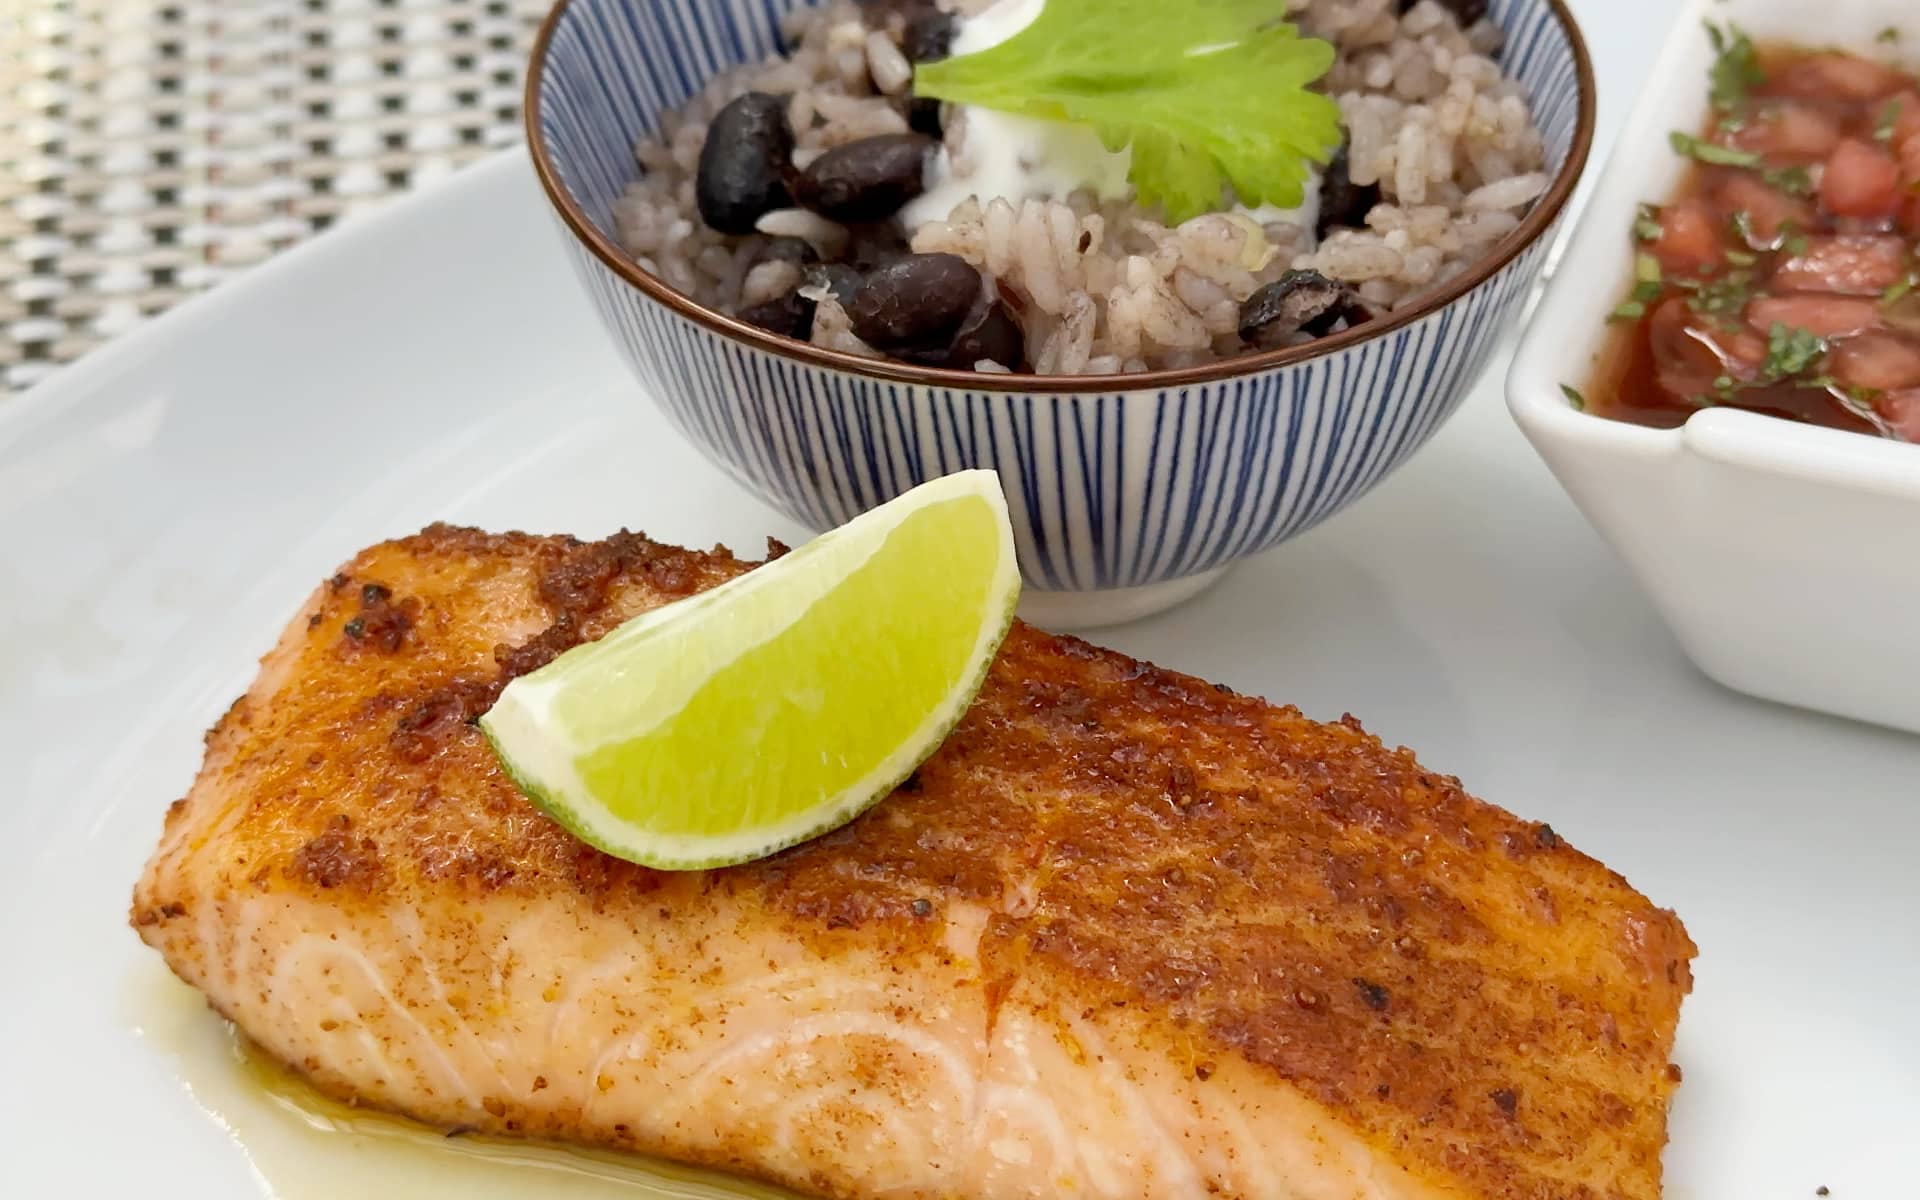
top-left (379, 528), bottom-right (761, 764)
top-left (338, 582), bottom-right (418, 655)
top-left (390, 677), bottom-right (496, 764)
top-left (137, 523), bottom-right (1696, 1200)
top-left (492, 614), bottom-right (583, 686)
top-left (292, 815), bottom-right (388, 890)
top-left (538, 530), bottom-right (725, 614)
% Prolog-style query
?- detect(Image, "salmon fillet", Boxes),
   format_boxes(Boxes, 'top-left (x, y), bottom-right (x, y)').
top-left (132, 525), bottom-right (1695, 1200)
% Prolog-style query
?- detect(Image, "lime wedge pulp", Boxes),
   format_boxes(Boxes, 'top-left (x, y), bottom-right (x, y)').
top-left (479, 470), bottom-right (1022, 870)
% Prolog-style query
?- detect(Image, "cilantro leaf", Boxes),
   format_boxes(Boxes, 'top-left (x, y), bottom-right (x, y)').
top-left (1876, 99), bottom-right (1905, 145)
top-left (1705, 22), bottom-right (1764, 114)
top-left (1560, 384), bottom-right (1587, 411)
top-left (915, 0), bottom-right (1342, 221)
top-left (1762, 323), bottom-right (1827, 381)
top-left (1681, 272), bottom-right (1756, 316)
top-left (1669, 130), bottom-right (1761, 168)
top-left (1762, 165), bottom-right (1814, 195)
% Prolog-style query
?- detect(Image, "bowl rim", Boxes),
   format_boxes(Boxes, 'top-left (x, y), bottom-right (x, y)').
top-left (524, 0), bottom-right (1597, 395)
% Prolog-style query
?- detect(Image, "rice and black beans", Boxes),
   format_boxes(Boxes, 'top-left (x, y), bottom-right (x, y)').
top-left (613, 0), bottom-right (1549, 375)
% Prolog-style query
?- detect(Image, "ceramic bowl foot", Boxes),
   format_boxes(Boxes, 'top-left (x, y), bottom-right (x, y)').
top-left (1017, 567), bottom-right (1232, 632)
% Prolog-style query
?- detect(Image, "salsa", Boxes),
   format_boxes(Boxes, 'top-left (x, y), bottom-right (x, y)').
top-left (1586, 31), bottom-right (1920, 442)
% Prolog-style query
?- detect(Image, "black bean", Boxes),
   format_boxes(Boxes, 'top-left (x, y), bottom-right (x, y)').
top-left (1239, 270), bottom-right (1363, 349)
top-left (845, 223), bottom-right (911, 273)
top-left (897, 293), bottom-right (1025, 370)
top-left (904, 96), bottom-right (943, 138)
top-left (737, 290), bottom-right (816, 340)
top-left (1398, 0), bottom-right (1487, 24)
top-left (696, 92), bottom-right (795, 235)
top-left (1316, 139), bottom-right (1381, 239)
top-left (793, 133), bottom-right (936, 224)
top-left (804, 263), bottom-right (864, 307)
top-left (755, 236), bottom-right (819, 268)
top-left (903, 7), bottom-right (958, 63)
top-left (950, 299), bottom-right (1024, 371)
top-left (848, 253), bottom-right (980, 349)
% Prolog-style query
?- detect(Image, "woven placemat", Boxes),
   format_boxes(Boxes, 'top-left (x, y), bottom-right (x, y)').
top-left (0, 0), bottom-right (553, 395)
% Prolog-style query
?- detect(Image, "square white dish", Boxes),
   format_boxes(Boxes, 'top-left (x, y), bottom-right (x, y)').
top-left (1508, 0), bottom-right (1920, 734)
top-left (2, 9), bottom-right (1918, 1199)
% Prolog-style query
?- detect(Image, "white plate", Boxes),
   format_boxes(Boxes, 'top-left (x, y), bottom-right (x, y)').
top-left (3, 24), bottom-right (1918, 1200)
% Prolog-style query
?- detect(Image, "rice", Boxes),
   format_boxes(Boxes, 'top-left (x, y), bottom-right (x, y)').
top-left (611, 0), bottom-right (1549, 374)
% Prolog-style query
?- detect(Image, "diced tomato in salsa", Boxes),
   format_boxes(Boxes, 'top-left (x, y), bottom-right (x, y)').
top-left (1745, 294), bottom-right (1886, 340)
top-left (1712, 171), bottom-right (1814, 242)
top-left (1831, 333), bottom-right (1920, 393)
top-left (1891, 91), bottom-right (1920, 161)
top-left (1648, 199), bottom-right (1725, 272)
top-left (1880, 390), bottom-right (1920, 440)
top-left (1727, 103), bottom-right (1842, 162)
top-left (1589, 38), bottom-right (1920, 444)
top-left (1894, 92), bottom-right (1920, 142)
top-left (1770, 235), bottom-right (1908, 295)
top-left (1895, 94), bottom-right (1920, 235)
top-left (1820, 138), bottom-right (1903, 220)
top-left (1770, 52), bottom-right (1910, 103)
top-left (1647, 298), bottom-right (1765, 399)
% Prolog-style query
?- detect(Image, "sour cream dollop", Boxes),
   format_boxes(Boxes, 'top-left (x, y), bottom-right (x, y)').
top-left (902, 0), bottom-right (1133, 227)
top-left (902, 0), bottom-right (1321, 235)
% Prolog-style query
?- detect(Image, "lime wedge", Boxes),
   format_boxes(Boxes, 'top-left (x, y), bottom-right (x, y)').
top-left (479, 470), bottom-right (1021, 870)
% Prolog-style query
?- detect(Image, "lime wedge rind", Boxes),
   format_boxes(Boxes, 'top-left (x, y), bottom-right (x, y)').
top-left (483, 605), bottom-right (1007, 870)
top-left (502, 483), bottom-right (945, 747)
top-left (479, 470), bottom-right (1021, 871)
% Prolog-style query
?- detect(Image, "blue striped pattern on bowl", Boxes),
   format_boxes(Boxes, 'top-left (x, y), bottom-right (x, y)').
top-left (531, 0), bottom-right (1586, 610)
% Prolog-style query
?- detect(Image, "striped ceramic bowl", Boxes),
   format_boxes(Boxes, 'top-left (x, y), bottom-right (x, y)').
top-left (526, 0), bottom-right (1593, 629)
